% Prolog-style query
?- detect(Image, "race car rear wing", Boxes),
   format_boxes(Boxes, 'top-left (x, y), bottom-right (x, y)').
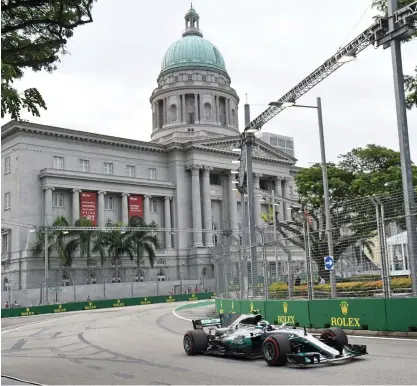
top-left (192, 317), bottom-right (222, 329)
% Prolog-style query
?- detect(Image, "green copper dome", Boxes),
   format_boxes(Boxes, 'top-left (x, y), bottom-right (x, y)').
top-left (159, 7), bottom-right (228, 77)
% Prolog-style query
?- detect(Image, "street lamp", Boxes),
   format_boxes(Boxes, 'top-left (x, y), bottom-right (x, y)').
top-left (269, 97), bottom-right (337, 297)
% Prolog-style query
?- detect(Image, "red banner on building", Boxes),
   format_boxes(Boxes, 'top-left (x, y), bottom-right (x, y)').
top-left (128, 195), bottom-right (143, 218)
top-left (80, 192), bottom-right (97, 225)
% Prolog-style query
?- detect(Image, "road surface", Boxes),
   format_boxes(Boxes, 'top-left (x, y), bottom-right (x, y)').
top-left (2, 302), bottom-right (417, 385)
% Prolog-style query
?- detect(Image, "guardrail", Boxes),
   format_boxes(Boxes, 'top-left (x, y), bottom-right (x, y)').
top-left (215, 297), bottom-right (417, 332)
top-left (1, 292), bottom-right (216, 318)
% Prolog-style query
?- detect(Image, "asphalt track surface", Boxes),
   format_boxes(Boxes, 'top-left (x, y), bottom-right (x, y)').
top-left (2, 302), bottom-right (417, 385)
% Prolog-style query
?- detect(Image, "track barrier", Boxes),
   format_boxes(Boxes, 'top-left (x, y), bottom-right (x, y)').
top-left (1, 292), bottom-right (216, 318)
top-left (214, 297), bottom-right (417, 333)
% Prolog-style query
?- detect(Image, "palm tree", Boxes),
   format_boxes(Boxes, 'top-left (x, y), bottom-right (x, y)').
top-left (126, 216), bottom-right (161, 274)
top-left (64, 218), bottom-right (101, 280)
top-left (31, 215), bottom-right (71, 284)
top-left (93, 221), bottom-right (136, 281)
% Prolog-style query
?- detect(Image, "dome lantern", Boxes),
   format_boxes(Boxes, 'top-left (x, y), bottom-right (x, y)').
top-left (183, 3), bottom-right (202, 38)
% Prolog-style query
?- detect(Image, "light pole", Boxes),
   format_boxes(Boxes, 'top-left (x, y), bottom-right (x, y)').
top-left (269, 97), bottom-right (337, 297)
top-left (386, 0), bottom-right (417, 296)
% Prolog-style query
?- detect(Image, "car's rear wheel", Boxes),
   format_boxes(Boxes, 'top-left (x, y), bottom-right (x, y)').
top-left (320, 327), bottom-right (348, 354)
top-left (262, 335), bottom-right (292, 366)
top-left (183, 329), bottom-right (208, 355)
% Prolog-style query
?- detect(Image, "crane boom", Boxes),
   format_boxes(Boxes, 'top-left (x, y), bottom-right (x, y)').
top-left (244, 1), bottom-right (417, 132)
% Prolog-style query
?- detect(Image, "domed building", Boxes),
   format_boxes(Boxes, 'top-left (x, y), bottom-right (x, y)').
top-left (1, 6), bottom-right (301, 300)
top-left (150, 6), bottom-right (240, 143)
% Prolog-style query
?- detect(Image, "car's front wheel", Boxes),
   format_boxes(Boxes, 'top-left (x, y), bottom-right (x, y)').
top-left (183, 329), bottom-right (208, 355)
top-left (262, 335), bottom-right (292, 366)
top-left (320, 327), bottom-right (348, 354)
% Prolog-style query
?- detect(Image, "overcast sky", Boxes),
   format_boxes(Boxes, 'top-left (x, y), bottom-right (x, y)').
top-left (2, 0), bottom-right (416, 167)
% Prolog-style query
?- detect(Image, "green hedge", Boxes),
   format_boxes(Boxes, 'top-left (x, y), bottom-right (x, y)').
top-left (215, 297), bottom-right (417, 332)
top-left (1, 291), bottom-right (216, 318)
top-left (268, 277), bottom-right (412, 298)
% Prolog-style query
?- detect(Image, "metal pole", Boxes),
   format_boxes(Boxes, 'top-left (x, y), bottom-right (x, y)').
top-left (379, 200), bottom-right (391, 298)
top-left (306, 221), bottom-right (314, 299)
top-left (316, 97), bottom-right (337, 297)
top-left (272, 190), bottom-right (279, 281)
top-left (44, 227), bottom-right (49, 305)
top-left (246, 132), bottom-right (257, 296)
top-left (387, 0), bottom-right (417, 296)
top-left (372, 198), bottom-right (391, 298)
top-left (303, 216), bottom-right (313, 300)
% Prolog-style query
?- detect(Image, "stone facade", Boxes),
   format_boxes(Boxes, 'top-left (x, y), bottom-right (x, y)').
top-left (1, 6), bottom-right (302, 291)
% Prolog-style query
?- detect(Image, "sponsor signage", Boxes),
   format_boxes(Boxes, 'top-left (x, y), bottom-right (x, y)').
top-left (128, 195), bottom-right (143, 218)
top-left (84, 301), bottom-right (97, 310)
top-left (112, 299), bottom-right (125, 307)
top-left (277, 302), bottom-right (296, 324)
top-left (20, 307), bottom-right (35, 316)
top-left (53, 304), bottom-right (67, 313)
top-left (80, 192), bottom-right (97, 225)
top-left (330, 301), bottom-right (361, 327)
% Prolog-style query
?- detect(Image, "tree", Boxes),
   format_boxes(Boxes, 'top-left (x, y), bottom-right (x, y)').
top-left (92, 222), bottom-right (136, 281)
top-left (372, 0), bottom-right (417, 109)
top-left (272, 145), bottom-right (414, 280)
top-left (1, 0), bottom-right (96, 120)
top-left (127, 216), bottom-right (161, 272)
top-left (31, 215), bottom-right (71, 284)
top-left (64, 217), bottom-right (103, 282)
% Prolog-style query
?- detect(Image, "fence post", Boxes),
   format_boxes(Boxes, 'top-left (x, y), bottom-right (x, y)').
top-left (371, 197), bottom-right (391, 298)
top-left (230, 234), bottom-right (244, 299)
top-left (303, 218), bottom-right (314, 300)
top-left (254, 226), bottom-right (268, 300)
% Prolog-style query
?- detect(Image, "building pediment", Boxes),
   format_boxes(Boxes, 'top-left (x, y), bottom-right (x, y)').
top-left (187, 137), bottom-right (297, 165)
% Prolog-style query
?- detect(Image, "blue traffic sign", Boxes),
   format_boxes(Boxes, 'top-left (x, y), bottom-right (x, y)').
top-left (324, 256), bottom-right (334, 271)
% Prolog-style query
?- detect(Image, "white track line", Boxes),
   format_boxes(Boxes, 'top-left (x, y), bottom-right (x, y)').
top-left (1, 314), bottom-right (77, 334)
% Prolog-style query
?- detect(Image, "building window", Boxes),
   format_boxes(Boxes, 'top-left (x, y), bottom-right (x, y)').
top-left (53, 156), bottom-right (64, 170)
top-left (105, 196), bottom-right (114, 210)
top-left (126, 165), bottom-right (135, 177)
top-left (204, 103), bottom-right (212, 119)
top-left (150, 199), bottom-right (157, 213)
top-left (4, 193), bottom-right (10, 210)
top-left (79, 159), bottom-right (89, 172)
top-left (202, 75), bottom-right (207, 82)
top-left (4, 157), bottom-right (10, 174)
top-left (188, 113), bottom-right (195, 124)
top-left (2, 234), bottom-right (9, 253)
top-left (104, 162), bottom-right (113, 175)
top-left (148, 168), bottom-right (156, 180)
top-left (170, 105), bottom-right (177, 121)
top-left (187, 74), bottom-right (192, 81)
top-left (270, 137), bottom-right (278, 146)
top-left (52, 192), bottom-right (64, 208)
top-left (286, 140), bottom-right (294, 149)
top-left (174, 76), bottom-right (178, 82)
top-left (278, 138), bottom-right (286, 147)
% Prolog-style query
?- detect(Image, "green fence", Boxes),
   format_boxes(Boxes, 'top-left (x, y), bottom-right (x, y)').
top-left (215, 297), bottom-right (417, 333)
top-left (1, 292), bottom-right (216, 318)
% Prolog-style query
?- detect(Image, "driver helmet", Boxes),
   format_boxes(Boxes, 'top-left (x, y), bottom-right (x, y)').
top-left (257, 319), bottom-right (270, 328)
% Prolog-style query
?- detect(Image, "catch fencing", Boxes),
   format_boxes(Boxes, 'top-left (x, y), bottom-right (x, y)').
top-left (209, 189), bottom-right (417, 300)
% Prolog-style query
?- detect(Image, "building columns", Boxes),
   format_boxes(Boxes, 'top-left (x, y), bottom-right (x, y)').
top-left (202, 166), bottom-right (213, 247)
top-left (72, 189), bottom-right (81, 224)
top-left (121, 193), bottom-right (129, 224)
top-left (228, 170), bottom-right (238, 236)
top-left (226, 99), bottom-right (230, 126)
top-left (199, 93), bottom-right (204, 122)
top-left (144, 195), bottom-right (151, 224)
top-left (155, 102), bottom-right (160, 129)
top-left (216, 96), bottom-right (220, 125)
top-left (98, 191), bottom-right (106, 227)
top-left (164, 197), bottom-right (172, 249)
top-left (194, 93), bottom-right (198, 123)
top-left (275, 177), bottom-right (284, 222)
top-left (43, 187), bottom-right (54, 225)
top-left (189, 165), bottom-right (203, 246)
top-left (182, 94), bottom-right (186, 124)
top-left (253, 173), bottom-right (263, 226)
top-left (282, 177), bottom-right (290, 221)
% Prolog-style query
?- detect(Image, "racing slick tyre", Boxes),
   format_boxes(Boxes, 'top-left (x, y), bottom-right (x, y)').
top-left (320, 327), bottom-right (348, 354)
top-left (262, 335), bottom-right (292, 366)
top-left (183, 330), bottom-right (208, 356)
